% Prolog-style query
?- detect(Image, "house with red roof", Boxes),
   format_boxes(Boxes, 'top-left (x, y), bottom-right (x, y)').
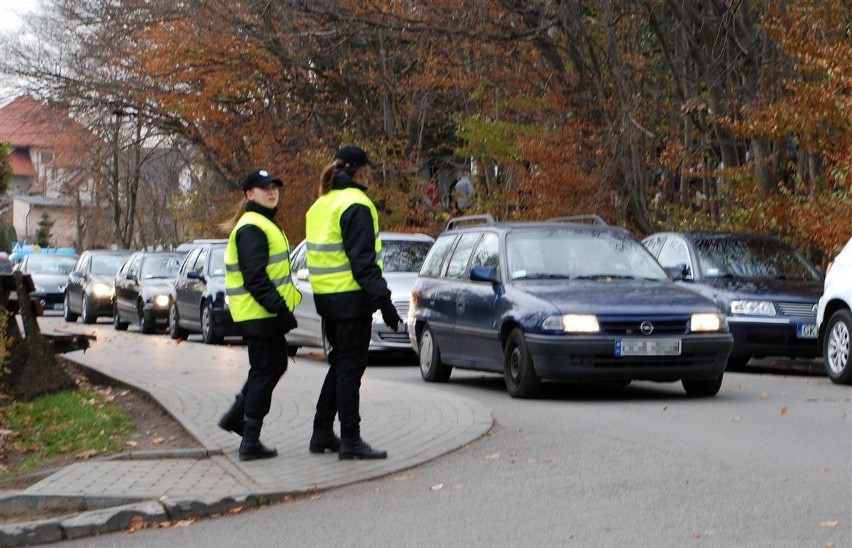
top-left (0, 95), bottom-right (97, 249)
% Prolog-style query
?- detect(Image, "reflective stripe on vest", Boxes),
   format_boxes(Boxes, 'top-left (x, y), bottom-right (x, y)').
top-left (305, 187), bottom-right (382, 295)
top-left (224, 211), bottom-right (302, 322)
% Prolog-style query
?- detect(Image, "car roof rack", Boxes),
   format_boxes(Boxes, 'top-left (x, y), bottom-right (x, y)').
top-left (446, 214), bottom-right (497, 231)
top-left (547, 214), bottom-right (608, 226)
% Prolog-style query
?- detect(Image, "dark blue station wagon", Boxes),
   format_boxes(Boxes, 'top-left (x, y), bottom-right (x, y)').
top-left (408, 215), bottom-right (734, 398)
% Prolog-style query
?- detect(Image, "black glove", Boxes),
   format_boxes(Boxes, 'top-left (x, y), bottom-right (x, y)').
top-left (277, 309), bottom-right (298, 334)
top-left (380, 303), bottom-right (402, 332)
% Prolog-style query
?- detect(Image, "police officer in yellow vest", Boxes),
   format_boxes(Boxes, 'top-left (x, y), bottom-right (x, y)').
top-left (219, 169), bottom-right (301, 461)
top-left (305, 146), bottom-right (401, 460)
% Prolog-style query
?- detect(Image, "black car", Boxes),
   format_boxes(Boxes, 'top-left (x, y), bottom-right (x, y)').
top-left (13, 252), bottom-right (78, 312)
top-left (64, 249), bottom-right (134, 324)
top-left (169, 239), bottom-right (239, 344)
top-left (642, 232), bottom-right (823, 368)
top-left (408, 215), bottom-right (733, 398)
top-left (113, 251), bottom-right (184, 333)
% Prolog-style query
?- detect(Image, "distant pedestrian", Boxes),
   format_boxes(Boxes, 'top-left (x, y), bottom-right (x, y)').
top-left (218, 169), bottom-right (301, 461)
top-left (424, 179), bottom-right (441, 210)
top-left (453, 170), bottom-right (474, 212)
top-left (305, 145), bottom-right (401, 460)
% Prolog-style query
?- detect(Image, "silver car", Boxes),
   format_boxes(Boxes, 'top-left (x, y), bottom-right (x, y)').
top-left (287, 232), bottom-right (435, 354)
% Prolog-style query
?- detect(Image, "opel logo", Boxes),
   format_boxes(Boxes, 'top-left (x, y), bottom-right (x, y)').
top-left (640, 321), bottom-right (654, 335)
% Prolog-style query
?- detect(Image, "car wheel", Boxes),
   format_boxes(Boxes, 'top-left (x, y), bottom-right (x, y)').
top-left (419, 324), bottom-right (451, 382)
top-left (682, 374), bottom-right (723, 397)
top-left (201, 305), bottom-right (223, 345)
top-left (113, 302), bottom-right (129, 331)
top-left (169, 303), bottom-right (189, 340)
top-left (824, 309), bottom-right (852, 385)
top-left (81, 295), bottom-right (98, 324)
top-left (63, 293), bottom-right (79, 322)
top-left (138, 302), bottom-right (154, 334)
top-left (503, 328), bottom-right (541, 398)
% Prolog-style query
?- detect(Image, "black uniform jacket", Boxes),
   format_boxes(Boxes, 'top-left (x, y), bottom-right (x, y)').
top-left (313, 173), bottom-right (393, 320)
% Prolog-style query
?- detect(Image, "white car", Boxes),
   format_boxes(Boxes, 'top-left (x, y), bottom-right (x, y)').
top-left (817, 237), bottom-right (852, 384)
top-left (286, 232), bottom-right (435, 354)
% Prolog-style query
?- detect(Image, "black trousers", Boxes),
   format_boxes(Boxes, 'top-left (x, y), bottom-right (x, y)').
top-left (314, 316), bottom-right (372, 439)
top-left (241, 335), bottom-right (288, 421)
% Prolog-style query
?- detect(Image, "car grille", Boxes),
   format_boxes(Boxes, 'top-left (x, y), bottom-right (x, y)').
top-left (378, 332), bottom-right (412, 343)
top-left (394, 300), bottom-right (410, 320)
top-left (598, 315), bottom-right (690, 336)
top-left (777, 302), bottom-right (816, 317)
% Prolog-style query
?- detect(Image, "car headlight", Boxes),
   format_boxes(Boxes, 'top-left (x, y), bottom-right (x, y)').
top-left (691, 312), bottom-right (722, 332)
top-left (92, 283), bottom-right (113, 297)
top-left (543, 314), bottom-right (600, 333)
top-left (730, 300), bottom-right (776, 316)
top-left (153, 294), bottom-right (170, 308)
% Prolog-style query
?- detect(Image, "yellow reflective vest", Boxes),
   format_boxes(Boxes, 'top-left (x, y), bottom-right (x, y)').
top-left (305, 187), bottom-right (382, 295)
top-left (224, 211), bottom-right (301, 322)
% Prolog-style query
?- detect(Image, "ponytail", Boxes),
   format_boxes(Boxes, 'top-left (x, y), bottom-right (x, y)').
top-left (318, 159), bottom-right (361, 196)
top-left (217, 197), bottom-right (246, 235)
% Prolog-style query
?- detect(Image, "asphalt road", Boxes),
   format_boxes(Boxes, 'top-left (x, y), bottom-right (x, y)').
top-left (48, 316), bottom-right (851, 548)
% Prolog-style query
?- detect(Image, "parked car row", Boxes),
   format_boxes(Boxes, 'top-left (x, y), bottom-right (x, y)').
top-left (16, 213), bottom-right (848, 393)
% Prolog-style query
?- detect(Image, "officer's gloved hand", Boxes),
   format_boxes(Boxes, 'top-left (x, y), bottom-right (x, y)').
top-left (278, 309), bottom-right (298, 334)
top-left (380, 303), bottom-right (402, 332)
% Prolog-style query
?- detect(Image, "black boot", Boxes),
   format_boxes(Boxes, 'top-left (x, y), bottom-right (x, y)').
top-left (339, 437), bottom-right (387, 460)
top-left (239, 417), bottom-right (278, 461)
top-left (309, 423), bottom-right (340, 454)
top-left (218, 394), bottom-right (245, 436)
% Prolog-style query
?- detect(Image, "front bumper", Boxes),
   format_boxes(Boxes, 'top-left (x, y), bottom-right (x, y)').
top-left (727, 316), bottom-right (819, 358)
top-left (525, 332), bottom-right (733, 382)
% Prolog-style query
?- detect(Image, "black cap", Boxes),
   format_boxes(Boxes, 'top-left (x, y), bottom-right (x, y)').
top-left (242, 169), bottom-right (283, 191)
top-left (333, 146), bottom-right (375, 169)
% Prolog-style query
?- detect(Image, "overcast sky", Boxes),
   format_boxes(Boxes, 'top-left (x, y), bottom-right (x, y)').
top-left (0, 0), bottom-right (41, 32)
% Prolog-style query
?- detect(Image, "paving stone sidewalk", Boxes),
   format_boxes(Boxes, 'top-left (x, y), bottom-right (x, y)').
top-left (0, 329), bottom-right (492, 545)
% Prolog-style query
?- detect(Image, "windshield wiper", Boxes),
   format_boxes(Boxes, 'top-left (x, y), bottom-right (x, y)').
top-left (514, 273), bottom-right (574, 280)
top-left (573, 274), bottom-right (637, 280)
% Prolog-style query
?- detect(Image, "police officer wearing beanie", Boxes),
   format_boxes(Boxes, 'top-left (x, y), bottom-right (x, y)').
top-left (218, 169), bottom-right (301, 461)
top-left (305, 146), bottom-right (401, 460)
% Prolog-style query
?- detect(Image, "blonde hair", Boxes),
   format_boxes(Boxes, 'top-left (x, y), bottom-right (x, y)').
top-left (217, 198), bottom-right (246, 235)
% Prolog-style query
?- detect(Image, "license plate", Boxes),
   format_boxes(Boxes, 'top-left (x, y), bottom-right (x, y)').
top-left (796, 323), bottom-right (817, 339)
top-left (615, 338), bottom-right (682, 357)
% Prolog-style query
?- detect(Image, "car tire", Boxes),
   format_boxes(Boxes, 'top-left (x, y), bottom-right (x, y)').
top-left (201, 304), bottom-right (223, 345)
top-left (503, 328), bottom-right (541, 398)
top-left (419, 324), bottom-right (451, 382)
top-left (113, 302), bottom-right (129, 331)
top-left (81, 295), bottom-right (97, 324)
top-left (682, 374), bottom-right (723, 397)
top-left (63, 293), bottom-right (79, 322)
top-left (169, 303), bottom-right (189, 340)
top-left (138, 302), bottom-right (154, 334)
top-left (823, 309), bottom-right (852, 385)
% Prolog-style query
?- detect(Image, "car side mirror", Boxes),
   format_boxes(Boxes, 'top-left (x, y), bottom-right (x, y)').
top-left (470, 265), bottom-right (499, 283)
top-left (666, 263), bottom-right (690, 281)
top-left (187, 270), bottom-right (202, 280)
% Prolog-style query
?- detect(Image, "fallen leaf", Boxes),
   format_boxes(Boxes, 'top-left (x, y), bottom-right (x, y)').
top-left (779, 406), bottom-right (788, 416)
top-left (825, 542), bottom-right (835, 548)
top-left (229, 506), bottom-right (245, 514)
top-left (729, 416), bottom-right (741, 422)
top-left (485, 452), bottom-right (500, 460)
top-left (152, 437), bottom-right (166, 444)
top-left (820, 520), bottom-right (838, 528)
top-left (760, 392), bottom-right (769, 399)
top-left (126, 515), bottom-right (145, 533)
top-left (173, 519), bottom-right (194, 528)
top-left (75, 449), bottom-right (98, 459)
top-left (125, 440), bottom-right (138, 448)
top-left (175, 339), bottom-right (184, 345)
top-left (430, 483), bottom-right (444, 491)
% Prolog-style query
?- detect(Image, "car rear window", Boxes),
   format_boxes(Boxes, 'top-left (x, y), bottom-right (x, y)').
top-left (381, 240), bottom-right (433, 273)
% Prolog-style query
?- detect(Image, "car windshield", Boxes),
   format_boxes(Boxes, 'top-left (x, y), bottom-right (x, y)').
top-left (381, 240), bottom-right (433, 273)
top-left (209, 247), bottom-right (226, 277)
top-left (92, 255), bottom-right (130, 275)
top-left (141, 256), bottom-right (181, 279)
top-left (506, 228), bottom-right (668, 281)
top-left (694, 237), bottom-right (820, 280)
top-left (24, 255), bottom-right (77, 275)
